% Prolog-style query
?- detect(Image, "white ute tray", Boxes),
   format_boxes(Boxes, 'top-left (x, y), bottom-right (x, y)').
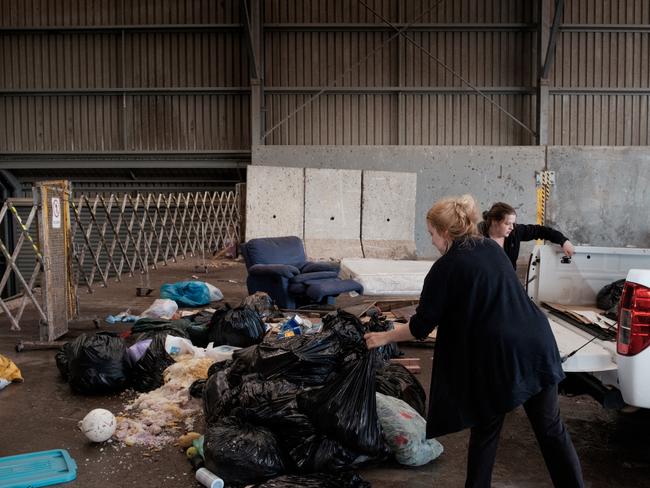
top-left (547, 317), bottom-right (617, 373)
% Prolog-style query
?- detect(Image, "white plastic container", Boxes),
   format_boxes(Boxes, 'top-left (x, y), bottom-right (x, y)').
top-left (195, 468), bottom-right (224, 488)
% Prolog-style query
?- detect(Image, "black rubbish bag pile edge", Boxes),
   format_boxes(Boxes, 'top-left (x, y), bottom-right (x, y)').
top-left (55, 332), bottom-right (131, 395)
top-left (204, 416), bottom-right (286, 485)
top-left (375, 362), bottom-right (427, 417)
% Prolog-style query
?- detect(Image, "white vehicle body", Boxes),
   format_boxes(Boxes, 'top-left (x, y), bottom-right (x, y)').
top-left (527, 244), bottom-right (650, 409)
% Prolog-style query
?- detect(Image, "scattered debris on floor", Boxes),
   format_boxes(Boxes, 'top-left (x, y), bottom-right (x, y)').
top-left (114, 356), bottom-right (214, 448)
top-left (49, 287), bottom-right (439, 484)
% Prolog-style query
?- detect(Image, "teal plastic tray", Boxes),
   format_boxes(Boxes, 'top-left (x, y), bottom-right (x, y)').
top-left (0, 449), bottom-right (77, 488)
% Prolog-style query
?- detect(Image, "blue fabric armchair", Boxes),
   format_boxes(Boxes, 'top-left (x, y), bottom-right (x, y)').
top-left (240, 236), bottom-right (363, 309)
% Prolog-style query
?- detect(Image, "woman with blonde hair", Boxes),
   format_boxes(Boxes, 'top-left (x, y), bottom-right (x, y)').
top-left (365, 195), bottom-right (583, 488)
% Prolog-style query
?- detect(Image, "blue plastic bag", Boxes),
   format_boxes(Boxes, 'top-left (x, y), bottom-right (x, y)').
top-left (160, 281), bottom-right (223, 307)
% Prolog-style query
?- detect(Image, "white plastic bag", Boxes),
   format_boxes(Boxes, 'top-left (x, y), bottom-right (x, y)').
top-left (165, 335), bottom-right (199, 357)
top-left (375, 392), bottom-right (443, 466)
top-left (205, 283), bottom-right (224, 302)
top-left (204, 344), bottom-right (239, 362)
top-left (139, 299), bottom-right (178, 320)
top-left (165, 335), bottom-right (240, 361)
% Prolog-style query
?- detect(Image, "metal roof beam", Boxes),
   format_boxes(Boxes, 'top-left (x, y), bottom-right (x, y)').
top-left (264, 23), bottom-right (535, 32)
top-left (561, 24), bottom-right (650, 33)
top-left (0, 24), bottom-right (242, 33)
top-left (0, 160), bottom-right (250, 169)
top-left (0, 87), bottom-right (250, 96)
top-left (264, 86), bottom-right (534, 94)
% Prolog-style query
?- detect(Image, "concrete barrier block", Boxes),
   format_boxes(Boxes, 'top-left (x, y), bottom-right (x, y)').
top-left (362, 170), bottom-right (417, 259)
top-left (304, 168), bottom-right (363, 259)
top-left (245, 166), bottom-right (304, 240)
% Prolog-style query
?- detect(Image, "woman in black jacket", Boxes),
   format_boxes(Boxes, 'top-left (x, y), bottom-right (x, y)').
top-left (365, 195), bottom-right (583, 488)
top-left (478, 202), bottom-right (575, 269)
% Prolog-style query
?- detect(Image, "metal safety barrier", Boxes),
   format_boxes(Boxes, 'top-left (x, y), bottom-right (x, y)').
top-left (71, 188), bottom-right (243, 293)
top-left (0, 182), bottom-right (244, 339)
top-left (0, 196), bottom-right (46, 331)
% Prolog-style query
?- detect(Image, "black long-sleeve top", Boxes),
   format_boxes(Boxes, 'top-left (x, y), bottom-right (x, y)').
top-left (477, 221), bottom-right (569, 269)
top-left (409, 238), bottom-right (565, 438)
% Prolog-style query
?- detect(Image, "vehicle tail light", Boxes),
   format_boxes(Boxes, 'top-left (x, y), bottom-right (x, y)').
top-left (617, 282), bottom-right (650, 356)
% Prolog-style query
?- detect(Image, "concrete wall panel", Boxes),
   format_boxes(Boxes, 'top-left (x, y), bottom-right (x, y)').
top-left (547, 147), bottom-right (650, 248)
top-left (245, 165), bottom-right (304, 241)
top-left (304, 168), bottom-right (363, 259)
top-left (254, 145), bottom-right (545, 258)
top-left (362, 170), bottom-right (417, 259)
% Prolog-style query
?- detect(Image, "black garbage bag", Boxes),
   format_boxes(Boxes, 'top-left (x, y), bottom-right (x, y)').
top-left (320, 310), bottom-right (367, 358)
top-left (204, 416), bottom-right (286, 485)
top-left (298, 351), bottom-right (388, 455)
top-left (242, 292), bottom-right (281, 319)
top-left (189, 378), bottom-right (206, 398)
top-left (60, 332), bottom-right (131, 395)
top-left (375, 363), bottom-right (427, 417)
top-left (209, 304), bottom-right (266, 348)
top-left (207, 357), bottom-right (234, 378)
top-left (131, 318), bottom-right (190, 340)
top-left (597, 279), bottom-right (626, 319)
top-left (367, 314), bottom-right (400, 361)
top-left (252, 334), bottom-right (341, 386)
top-left (269, 410), bottom-right (316, 467)
top-left (237, 377), bottom-right (300, 411)
top-left (253, 472), bottom-right (371, 488)
top-left (203, 367), bottom-right (241, 424)
top-left (55, 342), bottom-right (74, 381)
top-left (185, 323), bottom-right (211, 348)
top-left (235, 377), bottom-right (316, 461)
top-left (228, 345), bottom-right (260, 384)
top-left (188, 309), bottom-right (213, 325)
top-left (289, 435), bottom-right (364, 473)
top-left (179, 309), bottom-right (212, 346)
top-left (130, 333), bottom-right (175, 392)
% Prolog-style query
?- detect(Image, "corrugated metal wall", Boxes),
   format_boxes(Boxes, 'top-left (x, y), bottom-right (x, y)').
top-left (0, 0), bottom-right (250, 153)
top-left (1, 0), bottom-right (649, 150)
top-left (0, 0), bottom-right (241, 25)
top-left (549, 1), bottom-right (650, 145)
top-left (264, 0), bottom-right (534, 23)
top-left (262, 1), bottom-right (538, 145)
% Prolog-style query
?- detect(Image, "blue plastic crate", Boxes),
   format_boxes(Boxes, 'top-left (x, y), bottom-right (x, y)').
top-left (0, 449), bottom-right (77, 488)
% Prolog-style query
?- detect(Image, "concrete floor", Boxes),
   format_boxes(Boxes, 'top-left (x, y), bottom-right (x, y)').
top-left (1, 258), bottom-right (650, 487)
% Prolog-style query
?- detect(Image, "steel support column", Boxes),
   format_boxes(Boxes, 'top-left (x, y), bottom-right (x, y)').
top-left (536, 0), bottom-right (564, 145)
top-left (397, 2), bottom-right (406, 145)
top-left (243, 0), bottom-right (264, 146)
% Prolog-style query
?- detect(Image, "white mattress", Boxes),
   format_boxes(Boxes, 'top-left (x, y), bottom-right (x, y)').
top-left (340, 258), bottom-right (434, 296)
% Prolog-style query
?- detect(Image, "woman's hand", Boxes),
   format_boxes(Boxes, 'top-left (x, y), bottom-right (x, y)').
top-left (364, 331), bottom-right (391, 350)
top-left (365, 323), bottom-right (416, 349)
top-left (562, 240), bottom-right (575, 257)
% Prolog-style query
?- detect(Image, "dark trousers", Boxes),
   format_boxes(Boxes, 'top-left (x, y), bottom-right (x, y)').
top-left (465, 384), bottom-right (584, 488)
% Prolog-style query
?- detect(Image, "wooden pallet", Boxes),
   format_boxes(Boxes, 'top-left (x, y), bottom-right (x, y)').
top-left (390, 357), bottom-right (421, 374)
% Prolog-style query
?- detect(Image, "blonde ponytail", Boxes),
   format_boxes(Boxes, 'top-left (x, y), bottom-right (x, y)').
top-left (427, 194), bottom-right (480, 242)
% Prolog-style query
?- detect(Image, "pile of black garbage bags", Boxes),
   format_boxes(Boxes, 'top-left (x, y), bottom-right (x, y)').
top-left (53, 295), bottom-right (427, 487)
top-left (189, 310), bottom-right (426, 487)
top-left (54, 299), bottom-right (270, 395)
